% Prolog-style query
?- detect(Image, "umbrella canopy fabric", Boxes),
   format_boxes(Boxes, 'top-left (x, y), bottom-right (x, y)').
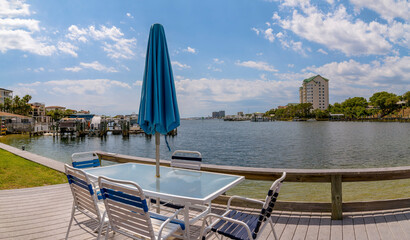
top-left (138, 23), bottom-right (180, 135)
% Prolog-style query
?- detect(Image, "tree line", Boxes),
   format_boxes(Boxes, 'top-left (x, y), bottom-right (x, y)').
top-left (0, 94), bottom-right (74, 121)
top-left (267, 91), bottom-right (410, 120)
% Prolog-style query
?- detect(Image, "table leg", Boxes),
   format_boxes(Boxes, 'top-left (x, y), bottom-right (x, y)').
top-left (184, 202), bottom-right (191, 239)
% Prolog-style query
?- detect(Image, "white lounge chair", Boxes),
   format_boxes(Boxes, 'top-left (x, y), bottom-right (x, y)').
top-left (199, 172), bottom-right (286, 240)
top-left (64, 164), bottom-right (107, 240)
top-left (71, 151), bottom-right (100, 169)
top-left (97, 176), bottom-right (187, 240)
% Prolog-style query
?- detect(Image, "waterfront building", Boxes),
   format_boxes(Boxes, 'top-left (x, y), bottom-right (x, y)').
top-left (30, 102), bottom-right (51, 123)
top-left (69, 113), bottom-right (94, 121)
top-left (212, 110), bottom-right (226, 118)
top-left (299, 75), bottom-right (329, 110)
top-left (0, 88), bottom-right (13, 105)
top-left (45, 106), bottom-right (66, 112)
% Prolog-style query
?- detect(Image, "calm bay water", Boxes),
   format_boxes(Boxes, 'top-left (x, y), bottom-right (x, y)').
top-left (1, 120), bottom-right (409, 168)
top-left (2, 120), bottom-right (409, 200)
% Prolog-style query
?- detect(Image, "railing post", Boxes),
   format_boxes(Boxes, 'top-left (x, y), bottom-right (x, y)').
top-left (331, 175), bottom-right (343, 220)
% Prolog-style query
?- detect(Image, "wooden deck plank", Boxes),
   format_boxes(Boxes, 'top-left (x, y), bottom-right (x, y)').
top-left (342, 214), bottom-right (355, 240)
top-left (384, 210), bottom-right (405, 240)
top-left (279, 211), bottom-right (300, 239)
top-left (373, 212), bottom-right (393, 240)
top-left (304, 212), bottom-right (321, 240)
top-left (394, 210), bottom-right (410, 239)
top-left (2, 184), bottom-right (410, 240)
top-left (330, 219), bottom-right (343, 240)
top-left (318, 212), bottom-right (331, 240)
top-left (292, 212), bottom-right (310, 240)
top-left (352, 213), bottom-right (368, 240)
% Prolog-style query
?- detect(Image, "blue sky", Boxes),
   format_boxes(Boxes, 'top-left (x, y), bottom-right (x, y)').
top-left (0, 0), bottom-right (409, 117)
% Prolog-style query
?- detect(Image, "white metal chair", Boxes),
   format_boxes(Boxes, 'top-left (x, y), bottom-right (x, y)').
top-left (171, 150), bottom-right (202, 170)
top-left (97, 176), bottom-right (187, 240)
top-left (71, 151), bottom-right (100, 169)
top-left (151, 150), bottom-right (203, 210)
top-left (64, 164), bottom-right (107, 240)
top-left (151, 150), bottom-right (208, 220)
top-left (199, 172), bottom-right (286, 240)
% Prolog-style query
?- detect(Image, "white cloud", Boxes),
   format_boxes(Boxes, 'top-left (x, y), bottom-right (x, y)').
top-left (171, 61), bottom-right (191, 69)
top-left (350, 0), bottom-right (409, 22)
top-left (251, 27), bottom-right (260, 35)
top-left (304, 56), bottom-right (410, 88)
top-left (36, 79), bottom-right (131, 95)
top-left (264, 28), bottom-right (275, 42)
top-left (33, 67), bottom-right (44, 72)
top-left (213, 58), bottom-right (224, 64)
top-left (66, 25), bottom-right (136, 59)
top-left (0, 18), bottom-right (39, 31)
top-left (0, 1), bottom-right (56, 56)
top-left (207, 66), bottom-right (222, 72)
top-left (288, 64), bottom-right (294, 68)
top-left (126, 13), bottom-right (133, 19)
top-left (274, 4), bottom-right (393, 56)
top-left (183, 46), bottom-right (196, 54)
top-left (0, 0), bottom-right (30, 17)
top-left (133, 81), bottom-right (142, 86)
top-left (80, 61), bottom-right (117, 72)
top-left (63, 61), bottom-right (117, 73)
top-left (236, 60), bottom-right (278, 72)
top-left (318, 48), bottom-right (328, 55)
top-left (64, 66), bottom-right (82, 72)
top-left (174, 77), bottom-right (300, 116)
top-left (57, 41), bottom-right (78, 57)
top-left (0, 30), bottom-right (56, 55)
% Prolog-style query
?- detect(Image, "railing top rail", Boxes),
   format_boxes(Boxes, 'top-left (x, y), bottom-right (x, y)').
top-left (96, 151), bottom-right (410, 182)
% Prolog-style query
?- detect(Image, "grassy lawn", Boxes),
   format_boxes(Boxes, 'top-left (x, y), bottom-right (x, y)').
top-left (0, 148), bottom-right (67, 190)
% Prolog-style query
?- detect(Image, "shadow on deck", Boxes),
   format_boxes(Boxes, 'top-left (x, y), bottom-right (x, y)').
top-left (1, 184), bottom-right (410, 240)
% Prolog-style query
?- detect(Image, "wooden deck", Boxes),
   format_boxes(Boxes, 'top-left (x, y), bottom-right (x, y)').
top-left (1, 184), bottom-right (410, 240)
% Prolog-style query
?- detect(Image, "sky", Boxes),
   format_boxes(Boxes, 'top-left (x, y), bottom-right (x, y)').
top-left (0, 0), bottom-right (409, 117)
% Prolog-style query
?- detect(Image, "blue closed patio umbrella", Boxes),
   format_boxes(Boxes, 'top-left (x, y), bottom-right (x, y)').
top-left (138, 23), bottom-right (180, 178)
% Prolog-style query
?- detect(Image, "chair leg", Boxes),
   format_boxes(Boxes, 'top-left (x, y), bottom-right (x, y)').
top-left (65, 203), bottom-right (76, 240)
top-left (104, 222), bottom-right (111, 240)
top-left (96, 212), bottom-right (106, 240)
top-left (269, 219), bottom-right (278, 240)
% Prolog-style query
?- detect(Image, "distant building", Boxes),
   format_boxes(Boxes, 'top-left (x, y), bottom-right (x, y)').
top-left (0, 88), bottom-right (13, 104)
top-left (29, 102), bottom-right (51, 123)
top-left (299, 75), bottom-right (329, 110)
top-left (237, 112), bottom-right (244, 117)
top-left (45, 106), bottom-right (66, 112)
top-left (69, 113), bottom-right (94, 121)
top-left (212, 110), bottom-right (226, 118)
top-left (277, 106), bottom-right (287, 109)
top-left (218, 110), bottom-right (225, 118)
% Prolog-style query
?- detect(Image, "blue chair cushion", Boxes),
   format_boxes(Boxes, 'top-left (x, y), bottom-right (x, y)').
top-left (149, 212), bottom-right (185, 230)
top-left (211, 210), bottom-right (259, 240)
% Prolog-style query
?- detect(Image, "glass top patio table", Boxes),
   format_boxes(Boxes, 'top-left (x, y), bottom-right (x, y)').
top-left (84, 163), bottom-right (244, 205)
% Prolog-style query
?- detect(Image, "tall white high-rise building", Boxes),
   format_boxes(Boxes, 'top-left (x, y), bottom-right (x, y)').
top-left (299, 75), bottom-right (329, 110)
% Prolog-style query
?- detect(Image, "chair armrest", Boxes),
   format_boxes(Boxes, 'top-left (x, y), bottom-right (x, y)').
top-left (227, 195), bottom-right (264, 209)
top-left (157, 208), bottom-right (184, 239)
top-left (200, 213), bottom-right (253, 240)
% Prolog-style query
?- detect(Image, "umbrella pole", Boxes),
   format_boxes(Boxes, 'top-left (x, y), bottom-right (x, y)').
top-left (155, 132), bottom-right (160, 178)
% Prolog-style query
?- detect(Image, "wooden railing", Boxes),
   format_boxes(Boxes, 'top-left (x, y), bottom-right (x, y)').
top-left (96, 151), bottom-right (410, 220)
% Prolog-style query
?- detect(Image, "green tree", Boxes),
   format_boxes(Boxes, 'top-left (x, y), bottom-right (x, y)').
top-left (403, 91), bottom-right (410, 106)
top-left (47, 109), bottom-right (67, 121)
top-left (369, 91), bottom-right (400, 116)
